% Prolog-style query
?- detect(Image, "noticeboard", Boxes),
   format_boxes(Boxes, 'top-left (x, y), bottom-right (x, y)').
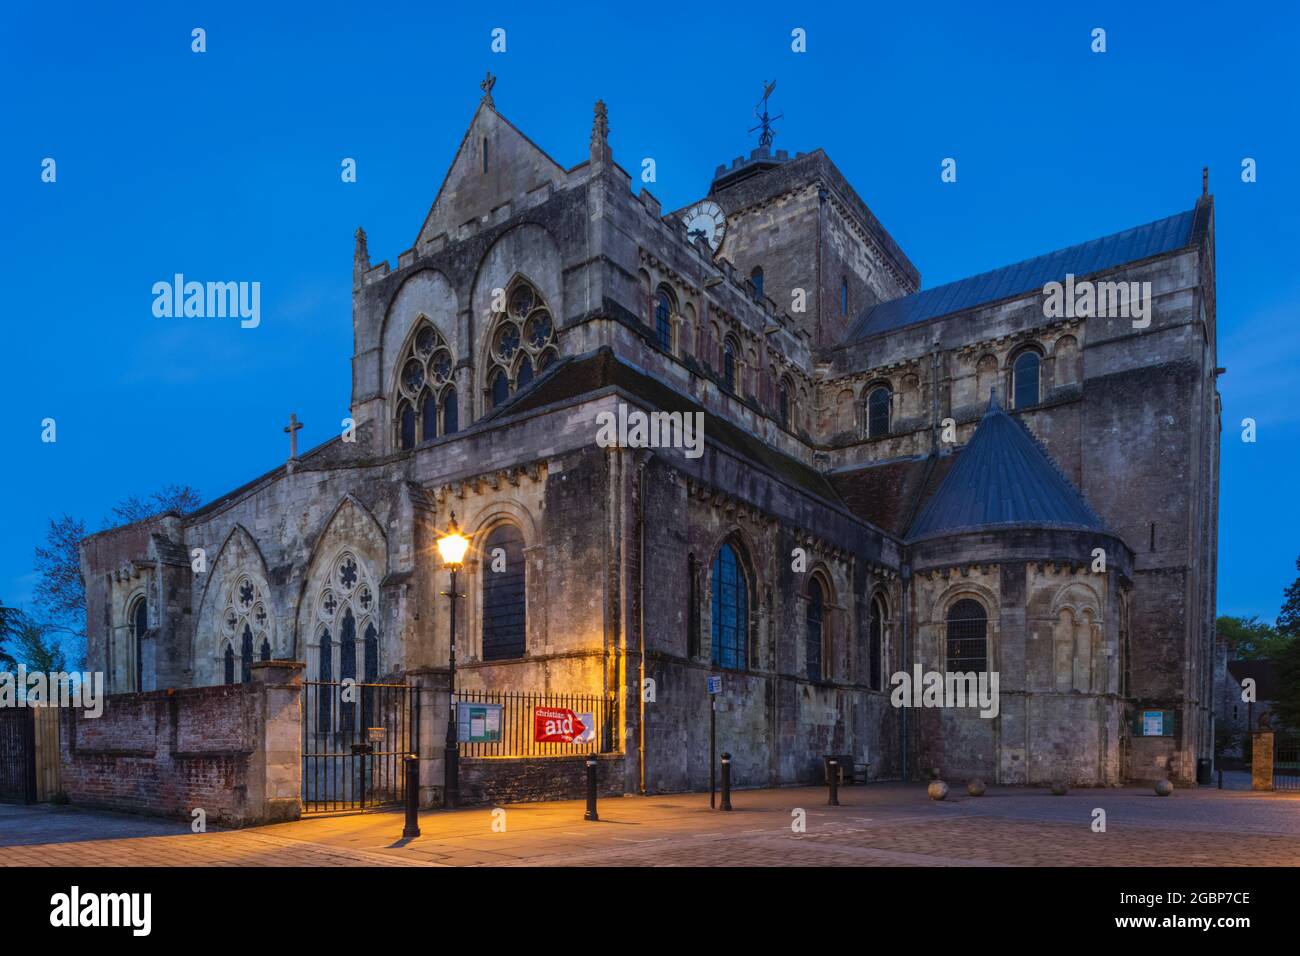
top-left (457, 702), bottom-right (503, 743)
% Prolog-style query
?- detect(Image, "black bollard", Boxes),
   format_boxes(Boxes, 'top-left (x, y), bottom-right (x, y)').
top-left (828, 759), bottom-right (840, 806)
top-left (584, 755), bottom-right (599, 821)
top-left (1218, 768), bottom-right (1223, 790)
top-left (720, 752), bottom-right (733, 811)
top-left (402, 754), bottom-right (421, 839)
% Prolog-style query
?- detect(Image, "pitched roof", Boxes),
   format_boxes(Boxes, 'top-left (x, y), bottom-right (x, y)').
top-left (846, 207), bottom-right (1197, 341)
top-left (1226, 659), bottom-right (1280, 701)
top-left (828, 452), bottom-right (958, 537)
top-left (907, 392), bottom-right (1103, 541)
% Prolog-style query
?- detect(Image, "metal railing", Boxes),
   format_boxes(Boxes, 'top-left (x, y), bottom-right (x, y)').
top-left (454, 690), bottom-right (617, 757)
top-left (301, 680), bottom-right (417, 813)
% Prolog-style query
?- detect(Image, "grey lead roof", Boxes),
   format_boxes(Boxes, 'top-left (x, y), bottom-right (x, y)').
top-left (907, 392), bottom-right (1104, 542)
top-left (847, 207), bottom-right (1196, 341)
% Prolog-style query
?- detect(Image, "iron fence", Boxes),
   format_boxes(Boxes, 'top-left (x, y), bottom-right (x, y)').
top-left (0, 709), bottom-right (37, 803)
top-left (453, 689), bottom-right (618, 757)
top-left (301, 680), bottom-right (417, 813)
top-left (1276, 733), bottom-right (1300, 791)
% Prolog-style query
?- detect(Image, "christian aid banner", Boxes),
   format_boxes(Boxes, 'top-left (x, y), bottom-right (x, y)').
top-left (533, 707), bottom-right (594, 744)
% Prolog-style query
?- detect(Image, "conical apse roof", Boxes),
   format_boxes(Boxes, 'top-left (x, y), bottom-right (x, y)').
top-left (907, 391), bottom-right (1104, 541)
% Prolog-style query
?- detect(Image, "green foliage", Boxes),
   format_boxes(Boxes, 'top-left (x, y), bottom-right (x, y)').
top-left (1279, 555), bottom-right (1300, 639)
top-left (1274, 636), bottom-right (1300, 731)
top-left (1217, 614), bottom-right (1291, 660)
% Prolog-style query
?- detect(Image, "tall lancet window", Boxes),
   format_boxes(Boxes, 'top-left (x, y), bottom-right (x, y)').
top-left (394, 321), bottom-right (457, 450)
top-left (219, 575), bottom-right (272, 686)
top-left (484, 278), bottom-right (557, 411)
top-left (311, 551), bottom-right (380, 733)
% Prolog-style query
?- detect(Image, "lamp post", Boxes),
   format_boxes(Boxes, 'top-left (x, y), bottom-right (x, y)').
top-left (437, 512), bottom-right (470, 809)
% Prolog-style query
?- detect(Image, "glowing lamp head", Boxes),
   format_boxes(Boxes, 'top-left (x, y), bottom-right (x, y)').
top-left (437, 514), bottom-right (470, 568)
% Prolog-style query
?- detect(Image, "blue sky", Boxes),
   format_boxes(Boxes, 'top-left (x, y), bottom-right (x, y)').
top-left (2, 1), bottom-right (1298, 625)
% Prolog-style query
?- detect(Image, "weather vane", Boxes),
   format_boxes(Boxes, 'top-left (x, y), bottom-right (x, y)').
top-left (748, 80), bottom-right (782, 148)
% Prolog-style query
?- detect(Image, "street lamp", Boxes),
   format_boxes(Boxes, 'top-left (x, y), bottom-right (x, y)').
top-left (437, 512), bottom-right (470, 808)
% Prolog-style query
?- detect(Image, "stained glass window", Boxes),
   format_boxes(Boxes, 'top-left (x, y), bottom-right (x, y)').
top-left (482, 524), bottom-right (526, 660)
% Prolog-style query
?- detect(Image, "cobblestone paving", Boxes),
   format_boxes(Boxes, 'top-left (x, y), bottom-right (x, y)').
top-left (3, 784), bottom-right (1298, 867)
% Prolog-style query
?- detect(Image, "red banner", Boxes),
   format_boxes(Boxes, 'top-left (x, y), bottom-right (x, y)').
top-left (533, 707), bottom-right (587, 743)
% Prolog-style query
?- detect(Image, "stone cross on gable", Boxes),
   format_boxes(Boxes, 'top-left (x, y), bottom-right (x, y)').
top-left (480, 70), bottom-right (496, 108)
top-left (284, 413), bottom-right (303, 460)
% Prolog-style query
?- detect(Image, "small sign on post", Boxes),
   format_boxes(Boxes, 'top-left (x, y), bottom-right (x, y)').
top-left (367, 726), bottom-right (386, 744)
top-left (707, 675), bottom-right (723, 695)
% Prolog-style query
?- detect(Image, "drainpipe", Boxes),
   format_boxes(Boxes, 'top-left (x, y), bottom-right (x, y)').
top-left (900, 567), bottom-right (910, 781)
top-left (637, 457), bottom-right (648, 794)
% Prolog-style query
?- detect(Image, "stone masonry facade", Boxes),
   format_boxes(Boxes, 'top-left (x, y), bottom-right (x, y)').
top-left (80, 85), bottom-right (1219, 800)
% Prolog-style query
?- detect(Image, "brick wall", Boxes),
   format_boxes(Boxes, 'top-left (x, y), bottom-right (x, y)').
top-left (59, 661), bottom-right (303, 827)
top-left (459, 754), bottom-right (624, 806)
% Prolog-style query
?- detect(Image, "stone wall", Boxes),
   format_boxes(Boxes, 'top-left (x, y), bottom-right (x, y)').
top-left (458, 754), bottom-right (624, 806)
top-left (58, 661), bottom-right (302, 827)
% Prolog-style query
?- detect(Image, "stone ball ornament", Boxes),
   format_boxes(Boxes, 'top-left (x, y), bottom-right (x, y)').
top-left (967, 778), bottom-right (986, 797)
top-left (1050, 781), bottom-right (1068, 796)
top-left (927, 780), bottom-right (949, 801)
top-left (1154, 779), bottom-right (1174, 797)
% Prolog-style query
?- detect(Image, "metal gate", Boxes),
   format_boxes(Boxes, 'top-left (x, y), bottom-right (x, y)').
top-left (0, 709), bottom-right (37, 803)
top-left (302, 681), bottom-right (417, 813)
top-left (1276, 733), bottom-right (1300, 791)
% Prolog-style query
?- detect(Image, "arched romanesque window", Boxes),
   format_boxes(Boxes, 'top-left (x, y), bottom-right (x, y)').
top-left (722, 337), bottom-right (738, 392)
top-left (654, 288), bottom-right (674, 352)
top-left (711, 542), bottom-right (748, 671)
top-left (806, 576), bottom-right (825, 681)
top-left (946, 598), bottom-right (988, 672)
top-left (220, 575), bottom-right (270, 685)
top-left (395, 321), bottom-right (457, 450)
top-left (1012, 349), bottom-right (1041, 410)
top-left (485, 278), bottom-right (557, 411)
top-left (869, 593), bottom-right (886, 691)
top-left (482, 523), bottom-right (527, 660)
top-left (750, 266), bottom-right (764, 298)
top-left (311, 552), bottom-right (379, 732)
top-left (866, 386), bottom-right (891, 438)
top-left (131, 595), bottom-right (148, 692)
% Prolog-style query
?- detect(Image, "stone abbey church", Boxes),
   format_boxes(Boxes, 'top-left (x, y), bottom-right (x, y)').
top-left (81, 81), bottom-right (1220, 797)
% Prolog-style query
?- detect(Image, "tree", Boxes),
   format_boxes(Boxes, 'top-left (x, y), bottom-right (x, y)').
top-left (5, 617), bottom-right (67, 673)
top-left (30, 485), bottom-right (202, 655)
top-left (1279, 555), bottom-right (1300, 639)
top-left (0, 599), bottom-right (21, 669)
top-left (1274, 637), bottom-right (1300, 731)
top-left (1217, 614), bottom-right (1290, 660)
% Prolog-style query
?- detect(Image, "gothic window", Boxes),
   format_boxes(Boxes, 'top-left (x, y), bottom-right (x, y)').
top-left (722, 337), bottom-right (738, 392)
top-left (482, 523), bottom-right (526, 660)
top-left (311, 552), bottom-right (379, 733)
top-left (224, 645), bottom-right (235, 685)
top-left (711, 542), bottom-right (748, 671)
top-left (778, 378), bottom-right (790, 429)
top-left (946, 598), bottom-right (988, 672)
top-left (485, 278), bottom-right (557, 410)
top-left (131, 596), bottom-right (148, 692)
top-left (362, 621), bottom-right (379, 728)
top-left (750, 267), bottom-right (764, 298)
top-left (654, 289), bottom-right (674, 351)
top-left (317, 626), bottom-right (332, 730)
top-left (395, 320), bottom-right (457, 449)
top-left (806, 577), bottom-right (825, 681)
top-left (219, 575), bottom-right (271, 684)
top-left (840, 278), bottom-right (848, 317)
top-left (240, 624), bottom-right (253, 683)
top-left (1012, 349), bottom-right (1041, 410)
top-left (869, 594), bottom-right (886, 691)
top-left (867, 386), bottom-right (891, 438)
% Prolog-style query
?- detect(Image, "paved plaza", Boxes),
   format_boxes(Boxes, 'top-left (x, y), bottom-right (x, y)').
top-left (2, 783), bottom-right (1298, 867)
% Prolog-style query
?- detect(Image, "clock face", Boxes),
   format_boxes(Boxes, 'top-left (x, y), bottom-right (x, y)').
top-left (680, 200), bottom-right (727, 253)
